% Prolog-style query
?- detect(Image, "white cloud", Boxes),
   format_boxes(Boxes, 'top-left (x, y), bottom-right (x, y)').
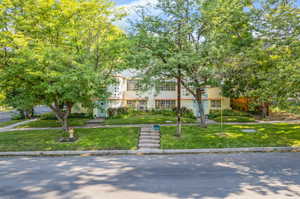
top-left (114, 0), bottom-right (158, 31)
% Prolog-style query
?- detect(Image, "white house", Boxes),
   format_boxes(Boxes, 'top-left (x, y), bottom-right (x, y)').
top-left (92, 70), bottom-right (231, 117)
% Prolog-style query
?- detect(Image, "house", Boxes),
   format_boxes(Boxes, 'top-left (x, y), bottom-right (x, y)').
top-left (92, 70), bottom-right (231, 118)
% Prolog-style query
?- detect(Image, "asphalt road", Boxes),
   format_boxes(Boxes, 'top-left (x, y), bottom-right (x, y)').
top-left (0, 153), bottom-right (300, 199)
top-left (0, 106), bottom-right (51, 122)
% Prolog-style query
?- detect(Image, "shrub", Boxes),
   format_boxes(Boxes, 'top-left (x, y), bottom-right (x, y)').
top-left (172, 107), bottom-right (196, 119)
top-left (39, 112), bottom-right (92, 120)
top-left (108, 107), bottom-right (130, 118)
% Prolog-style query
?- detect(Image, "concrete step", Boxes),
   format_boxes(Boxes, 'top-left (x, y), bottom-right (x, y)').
top-left (140, 135), bottom-right (160, 139)
top-left (141, 128), bottom-right (153, 131)
top-left (140, 137), bottom-right (160, 141)
top-left (139, 143), bottom-right (160, 148)
top-left (139, 140), bottom-right (160, 144)
top-left (140, 132), bottom-right (160, 136)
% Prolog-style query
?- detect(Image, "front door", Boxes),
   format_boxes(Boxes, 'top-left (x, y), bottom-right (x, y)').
top-left (94, 101), bottom-right (108, 118)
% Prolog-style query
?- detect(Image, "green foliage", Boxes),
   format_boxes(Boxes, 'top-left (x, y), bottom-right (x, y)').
top-left (39, 112), bottom-right (92, 120)
top-left (0, 0), bottom-right (127, 130)
top-left (107, 107), bottom-right (195, 120)
top-left (222, 0), bottom-right (300, 109)
top-left (104, 110), bottom-right (196, 125)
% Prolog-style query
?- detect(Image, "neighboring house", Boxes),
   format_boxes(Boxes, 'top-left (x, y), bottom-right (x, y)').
top-left (92, 70), bottom-right (231, 118)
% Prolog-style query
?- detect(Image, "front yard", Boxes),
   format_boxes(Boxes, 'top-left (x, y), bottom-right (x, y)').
top-left (104, 112), bottom-right (196, 125)
top-left (0, 127), bottom-right (138, 151)
top-left (161, 124), bottom-right (300, 149)
top-left (0, 120), bottom-right (24, 128)
top-left (17, 118), bottom-right (89, 128)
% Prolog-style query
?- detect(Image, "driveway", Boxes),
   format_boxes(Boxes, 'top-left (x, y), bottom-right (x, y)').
top-left (0, 106), bottom-right (51, 123)
top-left (0, 111), bottom-right (16, 122)
top-left (0, 153), bottom-right (300, 199)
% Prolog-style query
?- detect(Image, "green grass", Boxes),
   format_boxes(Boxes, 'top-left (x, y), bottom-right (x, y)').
top-left (161, 124), bottom-right (300, 149)
top-left (0, 127), bottom-right (139, 151)
top-left (213, 116), bottom-right (256, 122)
top-left (104, 113), bottom-right (196, 125)
top-left (17, 118), bottom-right (89, 128)
top-left (0, 120), bottom-right (24, 128)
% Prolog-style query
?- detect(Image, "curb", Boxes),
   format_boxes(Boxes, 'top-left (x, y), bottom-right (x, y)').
top-left (0, 147), bottom-right (300, 157)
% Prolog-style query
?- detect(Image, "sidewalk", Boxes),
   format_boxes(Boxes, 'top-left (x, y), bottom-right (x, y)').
top-left (0, 119), bottom-right (299, 133)
top-left (0, 146), bottom-right (299, 157)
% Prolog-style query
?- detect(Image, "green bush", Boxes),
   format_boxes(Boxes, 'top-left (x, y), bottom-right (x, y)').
top-left (39, 112), bottom-right (92, 120)
top-left (108, 107), bottom-right (130, 118)
top-left (172, 107), bottom-right (196, 119)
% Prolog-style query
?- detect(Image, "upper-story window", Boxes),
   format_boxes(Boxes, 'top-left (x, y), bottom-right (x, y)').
top-left (127, 80), bottom-right (141, 91)
top-left (157, 81), bottom-right (176, 91)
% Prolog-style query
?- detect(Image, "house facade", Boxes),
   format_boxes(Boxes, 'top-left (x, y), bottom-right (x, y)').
top-left (93, 70), bottom-right (231, 118)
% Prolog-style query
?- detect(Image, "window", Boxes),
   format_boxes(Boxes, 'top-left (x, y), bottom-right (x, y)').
top-left (127, 100), bottom-right (147, 110)
top-left (127, 80), bottom-right (141, 91)
top-left (157, 81), bottom-right (176, 91)
top-left (112, 83), bottom-right (120, 97)
top-left (155, 100), bottom-right (176, 109)
top-left (211, 100), bottom-right (221, 108)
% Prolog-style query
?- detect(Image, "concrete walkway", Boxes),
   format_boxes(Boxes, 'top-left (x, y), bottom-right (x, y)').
top-left (0, 119), bottom-right (38, 132)
top-left (0, 119), bottom-right (299, 133)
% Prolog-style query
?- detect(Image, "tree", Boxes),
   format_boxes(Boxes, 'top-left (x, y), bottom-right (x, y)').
top-left (222, 0), bottom-right (300, 117)
top-left (0, 0), bottom-right (126, 133)
top-left (127, 0), bottom-right (253, 132)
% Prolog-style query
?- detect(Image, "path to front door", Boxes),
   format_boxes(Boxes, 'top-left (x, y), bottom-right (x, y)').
top-left (138, 126), bottom-right (160, 151)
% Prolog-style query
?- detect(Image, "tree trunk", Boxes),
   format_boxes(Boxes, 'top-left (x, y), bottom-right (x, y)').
top-left (261, 102), bottom-right (269, 118)
top-left (49, 102), bottom-right (73, 133)
top-left (18, 109), bottom-right (25, 119)
top-left (176, 70), bottom-right (182, 137)
top-left (196, 88), bottom-right (207, 128)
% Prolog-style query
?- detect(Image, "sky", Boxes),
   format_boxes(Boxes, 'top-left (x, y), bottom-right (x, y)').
top-left (113, 0), bottom-right (300, 30)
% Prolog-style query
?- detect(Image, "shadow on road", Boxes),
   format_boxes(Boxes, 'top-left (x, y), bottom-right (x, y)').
top-left (0, 153), bottom-right (299, 199)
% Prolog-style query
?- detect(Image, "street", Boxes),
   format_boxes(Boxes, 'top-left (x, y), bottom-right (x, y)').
top-left (0, 106), bottom-right (51, 122)
top-left (0, 153), bottom-right (300, 199)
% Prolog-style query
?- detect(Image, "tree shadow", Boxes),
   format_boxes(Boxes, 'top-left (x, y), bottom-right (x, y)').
top-left (0, 153), bottom-right (300, 198)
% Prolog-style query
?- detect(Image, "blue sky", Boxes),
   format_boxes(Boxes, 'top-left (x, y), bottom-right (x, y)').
top-left (113, 0), bottom-right (300, 30)
top-left (114, 0), bottom-right (300, 6)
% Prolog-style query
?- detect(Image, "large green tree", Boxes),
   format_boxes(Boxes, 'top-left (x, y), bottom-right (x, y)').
top-left (222, 0), bottom-right (300, 117)
top-left (128, 0), bottom-right (253, 133)
top-left (0, 0), bottom-right (126, 132)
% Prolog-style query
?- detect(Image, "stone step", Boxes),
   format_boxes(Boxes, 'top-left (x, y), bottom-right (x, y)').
top-left (139, 143), bottom-right (160, 147)
top-left (139, 144), bottom-right (160, 149)
top-left (141, 128), bottom-right (153, 131)
top-left (140, 135), bottom-right (160, 139)
top-left (140, 137), bottom-right (160, 141)
top-left (140, 132), bottom-right (160, 136)
top-left (139, 140), bottom-right (160, 144)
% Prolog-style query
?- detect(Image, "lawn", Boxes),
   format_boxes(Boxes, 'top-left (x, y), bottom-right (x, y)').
top-left (0, 120), bottom-right (24, 128)
top-left (0, 127), bottom-right (139, 151)
top-left (161, 124), bottom-right (300, 149)
top-left (213, 116), bottom-right (256, 122)
top-left (104, 113), bottom-right (196, 125)
top-left (208, 110), bottom-right (256, 122)
top-left (17, 118), bottom-right (89, 128)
